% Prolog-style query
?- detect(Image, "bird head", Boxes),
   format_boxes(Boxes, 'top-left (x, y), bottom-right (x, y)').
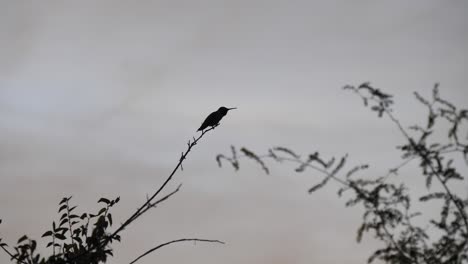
top-left (218, 106), bottom-right (236, 115)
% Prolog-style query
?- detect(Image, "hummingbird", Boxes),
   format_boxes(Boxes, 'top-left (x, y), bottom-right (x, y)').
top-left (197, 106), bottom-right (236, 132)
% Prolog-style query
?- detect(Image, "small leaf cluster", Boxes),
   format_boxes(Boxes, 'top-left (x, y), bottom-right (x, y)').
top-left (9, 235), bottom-right (40, 264)
top-left (1, 196), bottom-right (120, 264)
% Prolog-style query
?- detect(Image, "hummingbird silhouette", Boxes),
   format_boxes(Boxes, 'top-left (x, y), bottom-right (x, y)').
top-left (197, 106), bottom-right (236, 132)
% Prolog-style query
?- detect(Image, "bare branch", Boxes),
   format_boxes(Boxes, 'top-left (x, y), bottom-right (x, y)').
top-left (137, 184), bottom-right (182, 217)
top-left (129, 238), bottom-right (225, 264)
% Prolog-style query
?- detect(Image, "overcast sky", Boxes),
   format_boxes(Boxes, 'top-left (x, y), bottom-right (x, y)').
top-left (1, 1), bottom-right (468, 263)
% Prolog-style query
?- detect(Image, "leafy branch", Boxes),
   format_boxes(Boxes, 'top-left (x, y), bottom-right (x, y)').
top-left (218, 83), bottom-right (468, 263)
top-left (1, 125), bottom-right (224, 264)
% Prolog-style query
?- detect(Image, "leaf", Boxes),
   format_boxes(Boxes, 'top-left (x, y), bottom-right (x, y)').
top-left (58, 205), bottom-right (67, 213)
top-left (98, 208), bottom-right (107, 215)
top-left (464, 146), bottom-right (468, 162)
top-left (55, 233), bottom-right (66, 240)
top-left (356, 223), bottom-right (366, 242)
top-left (69, 206), bottom-right (77, 212)
top-left (107, 214), bottom-right (113, 226)
top-left (308, 152), bottom-right (328, 168)
top-left (60, 213), bottom-right (68, 220)
top-left (337, 187), bottom-right (347, 197)
top-left (59, 218), bottom-right (68, 227)
top-left (371, 106), bottom-right (381, 112)
top-left (331, 155), bottom-right (347, 176)
top-left (268, 149), bottom-right (280, 161)
top-left (368, 248), bottom-right (385, 263)
top-left (346, 164), bottom-right (369, 178)
top-left (427, 112), bottom-right (436, 129)
top-left (425, 174), bottom-right (434, 189)
top-left (273, 146), bottom-right (300, 159)
top-left (69, 214), bottom-right (79, 219)
top-left (46, 242), bottom-right (54, 248)
top-left (432, 83), bottom-right (439, 100)
top-left (56, 227), bottom-right (68, 234)
top-left (80, 213), bottom-right (88, 220)
top-left (41, 231), bottom-right (53, 238)
top-left (215, 155), bottom-right (224, 167)
top-left (59, 197), bottom-right (68, 205)
top-left (414, 91), bottom-right (430, 106)
top-left (31, 240), bottom-right (36, 251)
top-left (98, 198), bottom-right (110, 205)
top-left (240, 147), bottom-right (269, 174)
top-left (72, 236), bottom-right (82, 244)
top-left (358, 82), bottom-right (371, 89)
top-left (308, 176), bottom-right (331, 193)
top-left (409, 212), bottom-right (422, 218)
top-left (17, 235), bottom-right (28, 244)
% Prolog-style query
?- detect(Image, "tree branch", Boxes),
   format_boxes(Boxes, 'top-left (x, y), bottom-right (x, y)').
top-left (137, 184), bottom-right (182, 218)
top-left (129, 238), bottom-right (225, 264)
top-left (67, 125), bottom-right (219, 262)
top-left (107, 126), bottom-right (217, 240)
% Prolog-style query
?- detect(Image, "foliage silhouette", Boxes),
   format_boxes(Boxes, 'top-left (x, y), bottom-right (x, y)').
top-left (0, 125), bottom-right (224, 264)
top-left (217, 83), bottom-right (468, 263)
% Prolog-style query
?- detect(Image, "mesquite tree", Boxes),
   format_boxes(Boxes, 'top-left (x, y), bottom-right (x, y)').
top-left (217, 83), bottom-right (468, 264)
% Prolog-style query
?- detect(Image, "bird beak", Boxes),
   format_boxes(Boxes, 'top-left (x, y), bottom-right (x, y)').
top-left (227, 107), bottom-right (237, 111)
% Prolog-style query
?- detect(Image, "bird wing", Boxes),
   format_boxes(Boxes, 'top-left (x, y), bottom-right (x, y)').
top-left (197, 112), bottom-right (217, 131)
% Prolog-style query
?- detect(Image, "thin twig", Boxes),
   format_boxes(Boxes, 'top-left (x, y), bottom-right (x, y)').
top-left (137, 184), bottom-right (182, 215)
top-left (129, 238), bottom-right (225, 264)
top-left (150, 184), bottom-right (182, 207)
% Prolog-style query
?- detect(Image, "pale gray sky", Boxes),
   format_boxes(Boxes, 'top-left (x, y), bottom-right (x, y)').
top-left (1, 1), bottom-right (467, 263)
